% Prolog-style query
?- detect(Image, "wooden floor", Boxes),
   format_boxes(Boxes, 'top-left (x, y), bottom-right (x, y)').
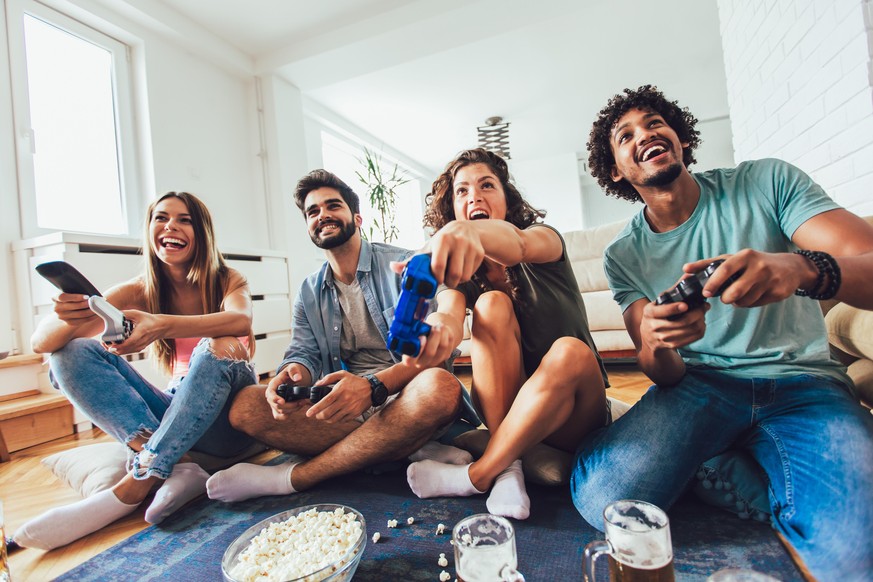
top-left (2, 364), bottom-right (651, 580)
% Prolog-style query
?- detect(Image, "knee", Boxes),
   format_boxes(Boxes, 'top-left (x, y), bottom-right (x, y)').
top-left (49, 338), bottom-right (102, 388)
top-left (540, 338), bottom-right (598, 381)
top-left (406, 368), bottom-right (462, 422)
top-left (51, 337), bottom-right (101, 363)
top-left (227, 386), bottom-right (267, 432)
top-left (471, 291), bottom-right (515, 335)
top-left (570, 458), bottom-right (610, 531)
top-left (205, 337), bottom-right (250, 361)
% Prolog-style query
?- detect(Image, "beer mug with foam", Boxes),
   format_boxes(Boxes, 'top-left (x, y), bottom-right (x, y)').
top-left (583, 499), bottom-right (674, 582)
top-left (453, 514), bottom-right (525, 582)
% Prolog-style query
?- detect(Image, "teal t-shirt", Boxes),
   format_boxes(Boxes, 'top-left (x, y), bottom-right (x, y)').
top-left (603, 158), bottom-right (849, 382)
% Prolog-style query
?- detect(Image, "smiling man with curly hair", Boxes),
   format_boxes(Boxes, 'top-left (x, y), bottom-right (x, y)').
top-left (587, 84), bottom-right (701, 203)
top-left (572, 85), bottom-right (873, 581)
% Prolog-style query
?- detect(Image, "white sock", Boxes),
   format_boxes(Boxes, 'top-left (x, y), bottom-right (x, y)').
top-left (144, 463), bottom-right (209, 524)
top-left (486, 460), bottom-right (530, 520)
top-left (408, 441), bottom-right (474, 465)
top-left (407, 460), bottom-right (484, 499)
top-left (13, 490), bottom-right (139, 550)
top-left (206, 461), bottom-right (299, 503)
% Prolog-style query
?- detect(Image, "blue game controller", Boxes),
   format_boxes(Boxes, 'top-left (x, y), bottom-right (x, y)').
top-left (387, 254), bottom-right (437, 357)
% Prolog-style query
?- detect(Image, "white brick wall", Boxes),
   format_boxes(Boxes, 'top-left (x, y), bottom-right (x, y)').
top-left (717, 0), bottom-right (873, 216)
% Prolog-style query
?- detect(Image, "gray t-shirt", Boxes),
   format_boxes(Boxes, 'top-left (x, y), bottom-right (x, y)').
top-left (335, 277), bottom-right (395, 376)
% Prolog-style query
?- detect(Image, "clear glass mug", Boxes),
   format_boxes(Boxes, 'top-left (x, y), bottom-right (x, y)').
top-left (453, 514), bottom-right (525, 582)
top-left (583, 500), bottom-right (674, 582)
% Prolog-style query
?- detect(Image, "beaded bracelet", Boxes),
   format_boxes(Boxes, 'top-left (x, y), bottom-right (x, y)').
top-left (793, 250), bottom-right (841, 300)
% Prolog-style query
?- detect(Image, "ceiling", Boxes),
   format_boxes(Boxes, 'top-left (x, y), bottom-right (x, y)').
top-left (149, 0), bottom-right (730, 174)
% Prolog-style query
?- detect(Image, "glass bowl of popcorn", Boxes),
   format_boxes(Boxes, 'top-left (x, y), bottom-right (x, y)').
top-left (221, 503), bottom-right (367, 582)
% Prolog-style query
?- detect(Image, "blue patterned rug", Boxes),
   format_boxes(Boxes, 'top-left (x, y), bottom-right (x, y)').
top-left (58, 459), bottom-right (802, 581)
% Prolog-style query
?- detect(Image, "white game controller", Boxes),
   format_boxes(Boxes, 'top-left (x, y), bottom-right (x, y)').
top-left (88, 296), bottom-right (134, 344)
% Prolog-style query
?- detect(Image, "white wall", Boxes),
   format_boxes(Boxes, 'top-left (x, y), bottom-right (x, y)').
top-left (144, 40), bottom-right (265, 249)
top-left (0, 0), bottom-right (265, 353)
top-left (512, 153), bottom-right (584, 233)
top-left (718, 0), bottom-right (873, 216)
top-left (578, 115), bottom-right (737, 230)
top-left (0, 2), bottom-right (19, 353)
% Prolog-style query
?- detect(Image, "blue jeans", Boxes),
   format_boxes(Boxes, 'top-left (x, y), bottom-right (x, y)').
top-left (571, 369), bottom-right (873, 581)
top-left (50, 338), bottom-right (257, 479)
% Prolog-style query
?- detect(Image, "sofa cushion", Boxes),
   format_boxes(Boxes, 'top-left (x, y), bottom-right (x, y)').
top-left (692, 450), bottom-right (771, 522)
top-left (453, 396), bottom-right (631, 486)
top-left (581, 290), bottom-right (625, 331)
top-left (564, 220), bottom-right (628, 294)
top-left (847, 359), bottom-right (873, 408)
top-left (42, 442), bottom-right (129, 498)
top-left (826, 302), bottom-right (873, 361)
top-left (42, 441), bottom-right (270, 498)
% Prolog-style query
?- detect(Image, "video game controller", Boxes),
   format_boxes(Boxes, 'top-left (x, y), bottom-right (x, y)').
top-left (655, 259), bottom-right (742, 317)
top-left (88, 296), bottom-right (134, 345)
top-left (35, 261), bottom-right (102, 297)
top-left (387, 254), bottom-right (437, 357)
top-left (276, 384), bottom-right (334, 403)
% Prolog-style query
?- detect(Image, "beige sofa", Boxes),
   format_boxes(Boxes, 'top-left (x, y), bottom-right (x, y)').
top-left (824, 215), bottom-right (873, 409)
top-left (455, 219), bottom-right (635, 365)
top-left (564, 220), bottom-right (635, 359)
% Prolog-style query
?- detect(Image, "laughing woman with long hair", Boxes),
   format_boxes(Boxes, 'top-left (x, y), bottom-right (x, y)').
top-left (14, 192), bottom-right (255, 550)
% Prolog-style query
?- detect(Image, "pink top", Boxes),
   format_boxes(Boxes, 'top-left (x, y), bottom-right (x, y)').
top-left (172, 336), bottom-right (250, 379)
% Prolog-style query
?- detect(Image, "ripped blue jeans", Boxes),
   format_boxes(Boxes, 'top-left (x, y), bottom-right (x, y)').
top-left (49, 338), bottom-right (257, 480)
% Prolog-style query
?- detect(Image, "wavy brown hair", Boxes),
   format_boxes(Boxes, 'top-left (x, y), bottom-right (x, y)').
top-left (143, 192), bottom-right (251, 373)
top-left (424, 148), bottom-right (546, 303)
top-left (423, 148), bottom-right (544, 232)
top-left (587, 85), bottom-right (701, 203)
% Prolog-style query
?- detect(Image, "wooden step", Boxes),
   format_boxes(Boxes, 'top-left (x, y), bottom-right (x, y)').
top-left (0, 353), bottom-right (43, 370)
top-left (0, 391), bottom-right (74, 461)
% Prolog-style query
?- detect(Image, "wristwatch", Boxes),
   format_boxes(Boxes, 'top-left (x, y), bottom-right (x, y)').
top-left (364, 373), bottom-right (389, 406)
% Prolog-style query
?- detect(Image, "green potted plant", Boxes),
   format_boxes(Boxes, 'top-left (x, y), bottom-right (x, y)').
top-left (356, 148), bottom-right (409, 244)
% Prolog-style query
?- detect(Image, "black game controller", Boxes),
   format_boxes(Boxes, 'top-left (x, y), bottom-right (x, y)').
top-left (35, 260), bottom-right (102, 297)
top-left (655, 259), bottom-right (742, 317)
top-left (276, 384), bottom-right (334, 404)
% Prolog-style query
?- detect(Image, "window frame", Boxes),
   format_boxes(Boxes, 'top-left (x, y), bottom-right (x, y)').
top-left (5, 0), bottom-right (143, 238)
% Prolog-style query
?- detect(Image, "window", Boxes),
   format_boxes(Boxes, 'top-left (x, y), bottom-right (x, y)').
top-left (6, 0), bottom-right (141, 237)
top-left (321, 132), bottom-right (426, 250)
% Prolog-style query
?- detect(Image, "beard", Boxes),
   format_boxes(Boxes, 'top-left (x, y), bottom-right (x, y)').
top-left (641, 161), bottom-right (683, 188)
top-left (311, 220), bottom-right (357, 249)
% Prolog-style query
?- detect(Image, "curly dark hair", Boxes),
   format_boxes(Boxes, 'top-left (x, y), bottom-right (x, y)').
top-left (586, 85), bottom-right (701, 203)
top-left (424, 148), bottom-right (546, 304)
top-left (423, 148), bottom-right (545, 232)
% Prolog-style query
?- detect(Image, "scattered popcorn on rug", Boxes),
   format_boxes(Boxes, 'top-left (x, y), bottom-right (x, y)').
top-left (437, 552), bottom-right (448, 567)
top-left (436, 523), bottom-right (446, 535)
top-left (439, 570), bottom-right (451, 581)
top-left (228, 506), bottom-right (362, 582)
top-left (407, 517), bottom-right (415, 525)
top-left (371, 532), bottom-right (381, 543)
top-left (387, 519), bottom-right (398, 528)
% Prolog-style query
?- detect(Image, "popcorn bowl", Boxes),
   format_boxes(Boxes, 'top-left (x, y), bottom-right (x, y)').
top-left (221, 503), bottom-right (367, 582)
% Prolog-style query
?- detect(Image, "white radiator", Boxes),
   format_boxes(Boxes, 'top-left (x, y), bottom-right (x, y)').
top-left (13, 232), bottom-right (293, 406)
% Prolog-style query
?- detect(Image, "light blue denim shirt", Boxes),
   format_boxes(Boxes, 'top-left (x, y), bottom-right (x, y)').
top-left (278, 239), bottom-right (414, 380)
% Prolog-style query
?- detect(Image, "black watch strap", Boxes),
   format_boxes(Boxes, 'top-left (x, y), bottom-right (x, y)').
top-left (364, 373), bottom-right (388, 406)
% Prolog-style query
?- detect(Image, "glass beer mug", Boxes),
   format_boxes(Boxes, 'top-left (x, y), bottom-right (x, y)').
top-left (453, 514), bottom-right (525, 582)
top-left (583, 500), bottom-right (674, 582)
